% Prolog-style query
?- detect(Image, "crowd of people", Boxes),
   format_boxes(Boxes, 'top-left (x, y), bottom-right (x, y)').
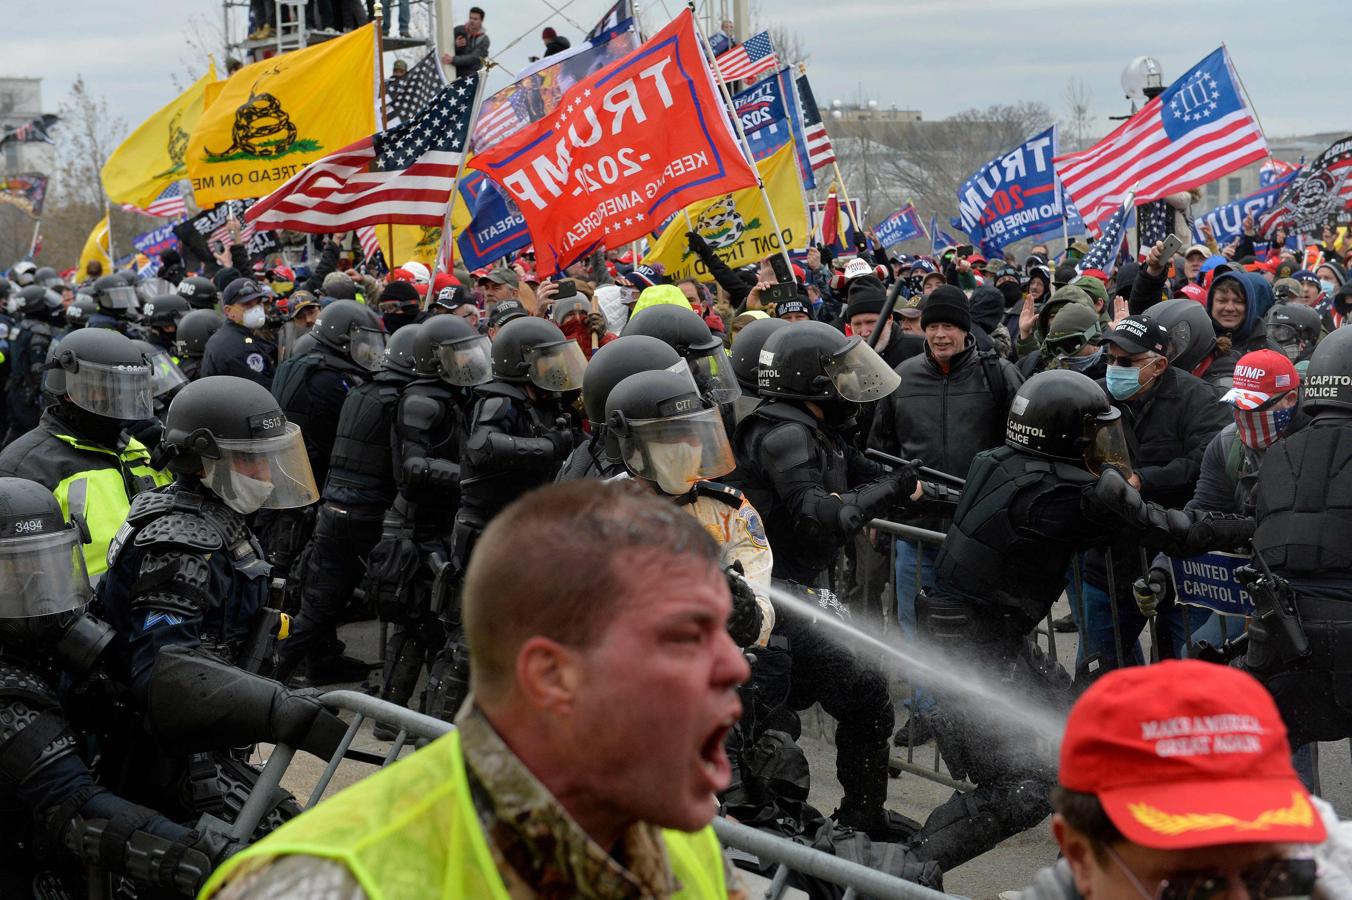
top-left (1, 203), bottom-right (1352, 898)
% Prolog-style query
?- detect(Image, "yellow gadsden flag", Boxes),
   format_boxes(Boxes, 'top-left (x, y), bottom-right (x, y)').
top-left (187, 25), bottom-right (377, 206)
top-left (376, 185), bottom-right (474, 269)
top-left (644, 143), bottom-right (808, 282)
top-left (77, 216), bottom-right (111, 280)
top-left (101, 65), bottom-right (217, 208)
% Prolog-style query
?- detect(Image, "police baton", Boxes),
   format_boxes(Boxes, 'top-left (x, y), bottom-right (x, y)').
top-left (1139, 546), bottom-right (1161, 664)
top-left (865, 448), bottom-right (966, 489)
top-left (867, 274), bottom-right (906, 350)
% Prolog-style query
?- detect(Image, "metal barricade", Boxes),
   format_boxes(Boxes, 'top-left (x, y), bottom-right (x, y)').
top-left (232, 691), bottom-right (956, 898)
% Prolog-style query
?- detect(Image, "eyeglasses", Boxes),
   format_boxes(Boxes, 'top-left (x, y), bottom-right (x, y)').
top-left (1107, 352), bottom-right (1158, 368)
top-left (1107, 845), bottom-right (1315, 900)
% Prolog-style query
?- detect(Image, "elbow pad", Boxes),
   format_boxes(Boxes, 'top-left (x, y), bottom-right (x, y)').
top-left (401, 456), bottom-right (460, 489)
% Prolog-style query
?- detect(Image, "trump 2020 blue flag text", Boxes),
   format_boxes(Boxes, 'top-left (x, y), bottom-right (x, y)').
top-left (957, 125), bottom-right (1077, 252)
top-left (874, 203), bottom-right (926, 249)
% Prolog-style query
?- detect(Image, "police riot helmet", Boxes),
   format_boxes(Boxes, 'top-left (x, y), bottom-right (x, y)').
top-left (176, 275), bottom-right (220, 310)
top-left (140, 293), bottom-right (191, 329)
top-left (491, 316), bottom-right (588, 390)
top-left (1265, 302), bottom-right (1322, 364)
top-left (115, 270), bottom-right (138, 287)
top-left (65, 295), bottom-right (96, 329)
top-left (15, 285), bottom-right (64, 322)
top-left (383, 322), bottom-right (421, 377)
top-left (44, 328), bottom-right (154, 420)
top-left (32, 266), bottom-right (61, 289)
top-left (758, 320), bottom-right (900, 403)
top-left (621, 304), bottom-right (739, 404)
top-left (10, 261), bottom-right (36, 287)
top-left (606, 369), bottom-right (735, 495)
top-left (131, 339), bottom-right (189, 400)
top-left (311, 298), bottom-right (387, 372)
top-left (173, 309), bottom-right (227, 360)
top-left (729, 317), bottom-right (790, 395)
top-left (413, 314), bottom-right (491, 386)
top-left (0, 477), bottom-right (93, 645)
top-left (160, 376), bottom-right (319, 514)
top-left (1144, 298), bottom-right (1218, 374)
top-left (291, 331), bottom-right (318, 358)
top-left (1006, 369), bottom-right (1131, 474)
top-left (1301, 326), bottom-right (1352, 414)
top-left (91, 273), bottom-right (139, 314)
top-left (581, 335), bottom-right (684, 428)
top-left (0, 276), bottom-right (11, 302)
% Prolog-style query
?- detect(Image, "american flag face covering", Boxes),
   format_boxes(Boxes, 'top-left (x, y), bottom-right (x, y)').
top-left (1236, 403), bottom-right (1294, 450)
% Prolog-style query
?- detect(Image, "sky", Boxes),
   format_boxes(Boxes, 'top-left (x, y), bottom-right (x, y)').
top-left (7, 0), bottom-right (1348, 144)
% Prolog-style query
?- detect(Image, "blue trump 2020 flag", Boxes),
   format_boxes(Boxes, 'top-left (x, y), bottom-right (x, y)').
top-left (1193, 170), bottom-right (1299, 245)
top-left (456, 171), bottom-right (530, 270)
top-left (730, 69), bottom-right (814, 189)
top-left (874, 203), bottom-right (926, 249)
top-left (956, 125), bottom-right (1077, 253)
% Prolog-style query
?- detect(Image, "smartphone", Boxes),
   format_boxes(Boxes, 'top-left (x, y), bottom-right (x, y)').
top-left (768, 253), bottom-right (793, 283)
top-left (764, 254), bottom-right (797, 303)
top-left (956, 244), bottom-right (974, 259)
top-left (1159, 233), bottom-right (1184, 260)
top-left (554, 279), bottom-right (578, 300)
top-left (208, 241), bottom-right (223, 255)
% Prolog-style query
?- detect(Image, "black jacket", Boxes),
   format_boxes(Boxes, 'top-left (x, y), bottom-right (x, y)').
top-left (200, 320), bottom-right (277, 388)
top-left (868, 337), bottom-right (1023, 531)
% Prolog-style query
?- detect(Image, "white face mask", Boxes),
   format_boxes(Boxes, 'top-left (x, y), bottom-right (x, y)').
top-left (643, 441), bottom-right (703, 495)
top-left (241, 304), bottom-right (267, 330)
top-left (220, 471), bottom-right (275, 515)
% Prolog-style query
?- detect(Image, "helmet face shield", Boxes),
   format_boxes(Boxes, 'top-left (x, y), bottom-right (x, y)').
top-left (144, 348), bottom-right (189, 398)
top-left (618, 407), bottom-right (736, 494)
top-left (824, 338), bottom-right (900, 402)
top-left (1085, 410), bottom-right (1133, 477)
top-left (0, 528), bottom-right (92, 619)
top-left (101, 284), bottom-right (139, 310)
top-left (136, 279), bottom-right (175, 303)
top-left (201, 422), bottom-right (319, 515)
top-left (436, 334), bottom-right (494, 387)
top-left (689, 346), bottom-right (741, 405)
top-left (525, 339), bottom-right (588, 391)
top-left (63, 358), bottom-right (155, 419)
top-left (348, 327), bottom-right (388, 372)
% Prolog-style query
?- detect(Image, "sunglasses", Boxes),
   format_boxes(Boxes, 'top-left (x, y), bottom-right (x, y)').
top-left (1107, 351), bottom-right (1158, 368)
top-left (1109, 846), bottom-right (1315, 900)
top-left (1045, 329), bottom-right (1098, 357)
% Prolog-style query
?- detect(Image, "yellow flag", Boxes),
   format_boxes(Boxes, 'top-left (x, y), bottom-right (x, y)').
top-left (377, 223), bottom-right (443, 270)
top-left (644, 143), bottom-right (808, 281)
top-left (187, 25), bottom-right (377, 206)
top-left (77, 216), bottom-right (111, 280)
top-left (102, 66), bottom-right (218, 208)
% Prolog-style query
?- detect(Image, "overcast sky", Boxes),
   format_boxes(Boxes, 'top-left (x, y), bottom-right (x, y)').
top-left (8, 0), bottom-right (1347, 142)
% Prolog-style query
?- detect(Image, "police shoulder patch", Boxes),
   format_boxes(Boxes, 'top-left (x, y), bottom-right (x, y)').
top-left (246, 352), bottom-right (266, 373)
top-left (737, 502), bottom-right (769, 550)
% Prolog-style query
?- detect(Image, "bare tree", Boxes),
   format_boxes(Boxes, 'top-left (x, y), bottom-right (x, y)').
top-left (1064, 78), bottom-right (1093, 153)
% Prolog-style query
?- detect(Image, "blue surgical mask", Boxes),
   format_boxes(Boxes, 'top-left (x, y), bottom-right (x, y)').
top-left (1321, 279), bottom-right (1337, 296)
top-left (1105, 364), bottom-right (1144, 399)
top-left (1062, 347), bottom-right (1103, 372)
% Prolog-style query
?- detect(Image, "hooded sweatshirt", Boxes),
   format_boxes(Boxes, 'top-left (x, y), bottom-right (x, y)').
top-left (1206, 270), bottom-right (1272, 355)
top-left (1014, 284), bottom-right (1095, 358)
top-left (967, 285), bottom-right (1013, 359)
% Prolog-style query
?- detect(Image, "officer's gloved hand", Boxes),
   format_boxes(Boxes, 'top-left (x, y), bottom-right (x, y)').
top-left (546, 428), bottom-right (576, 459)
top-left (1133, 566), bottom-right (1171, 617)
top-left (724, 561), bottom-right (763, 648)
top-left (270, 691), bottom-right (349, 758)
top-left (889, 459), bottom-right (920, 504)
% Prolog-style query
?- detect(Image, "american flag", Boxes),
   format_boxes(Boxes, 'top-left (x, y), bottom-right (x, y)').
top-left (715, 31), bottom-right (778, 83)
top-left (1055, 47), bottom-right (1267, 234)
top-left (123, 181), bottom-right (189, 220)
top-left (1259, 136), bottom-right (1352, 235)
top-left (1077, 191), bottom-right (1135, 277)
top-left (795, 72), bottom-right (835, 171)
top-left (586, 0), bottom-right (631, 41)
top-left (210, 216), bottom-right (256, 247)
top-left (1137, 198), bottom-right (1173, 251)
top-left (356, 225), bottom-right (381, 261)
top-left (472, 89), bottom-right (536, 152)
top-left (246, 72), bottom-right (481, 232)
top-left (0, 114), bottom-right (58, 146)
top-left (1259, 157), bottom-right (1299, 188)
top-left (386, 52), bottom-right (448, 129)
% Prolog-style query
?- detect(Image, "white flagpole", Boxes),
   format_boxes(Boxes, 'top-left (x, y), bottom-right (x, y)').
top-left (687, 2), bottom-right (795, 279)
top-left (432, 68), bottom-right (492, 279)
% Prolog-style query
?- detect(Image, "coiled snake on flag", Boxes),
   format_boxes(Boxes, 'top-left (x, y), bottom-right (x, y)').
top-left (208, 91), bottom-right (297, 159)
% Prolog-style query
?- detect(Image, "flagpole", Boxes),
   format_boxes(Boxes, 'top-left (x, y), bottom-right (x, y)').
top-left (1221, 42), bottom-right (1269, 147)
top-left (27, 220), bottom-right (40, 259)
top-left (104, 199), bottom-right (116, 266)
top-left (371, 15), bottom-right (395, 272)
top-left (431, 68), bottom-right (491, 278)
top-left (688, 2), bottom-right (795, 280)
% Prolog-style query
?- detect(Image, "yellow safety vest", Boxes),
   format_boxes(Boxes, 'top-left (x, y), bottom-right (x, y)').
top-left (51, 435), bottom-right (172, 577)
top-left (201, 730), bottom-right (729, 900)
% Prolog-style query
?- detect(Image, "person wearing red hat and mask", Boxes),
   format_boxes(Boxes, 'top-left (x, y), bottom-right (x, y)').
top-left (1019, 660), bottom-right (1326, 900)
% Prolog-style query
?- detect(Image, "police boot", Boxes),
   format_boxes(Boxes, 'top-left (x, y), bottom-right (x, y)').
top-left (302, 651), bottom-right (375, 686)
top-left (909, 779), bottom-right (1052, 871)
top-left (373, 628), bottom-right (426, 739)
top-left (832, 745), bottom-right (920, 842)
top-left (423, 639), bottom-right (472, 724)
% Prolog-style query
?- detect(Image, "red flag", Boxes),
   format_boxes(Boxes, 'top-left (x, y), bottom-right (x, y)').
top-left (821, 186), bottom-right (842, 251)
top-left (469, 10), bottom-right (757, 275)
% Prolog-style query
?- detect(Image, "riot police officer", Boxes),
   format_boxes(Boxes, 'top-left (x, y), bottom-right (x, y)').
top-left (63, 295), bottom-right (96, 334)
top-left (725, 320), bottom-right (919, 840)
top-left (274, 324), bottom-right (423, 686)
top-left (98, 375), bottom-right (320, 698)
top-left (0, 328), bottom-right (171, 578)
top-left (372, 315), bottom-right (490, 721)
top-left (1246, 327), bottom-right (1352, 756)
top-left (620, 303), bottom-right (741, 415)
top-left (0, 477), bottom-right (234, 896)
top-left (200, 278), bottom-right (277, 388)
top-left (87, 273), bottom-right (146, 336)
top-left (173, 309), bottom-right (227, 381)
top-left (909, 369), bottom-right (1256, 872)
top-left (141, 292), bottom-right (193, 355)
top-left (1264, 302), bottom-right (1322, 374)
top-left (556, 334), bottom-right (684, 481)
top-left (176, 274), bottom-right (220, 311)
top-left (4, 284), bottom-right (63, 442)
top-left (728, 316), bottom-right (788, 424)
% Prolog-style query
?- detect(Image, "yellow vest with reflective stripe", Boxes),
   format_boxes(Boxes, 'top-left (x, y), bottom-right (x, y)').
top-left (201, 730), bottom-right (729, 900)
top-left (51, 435), bottom-right (171, 576)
